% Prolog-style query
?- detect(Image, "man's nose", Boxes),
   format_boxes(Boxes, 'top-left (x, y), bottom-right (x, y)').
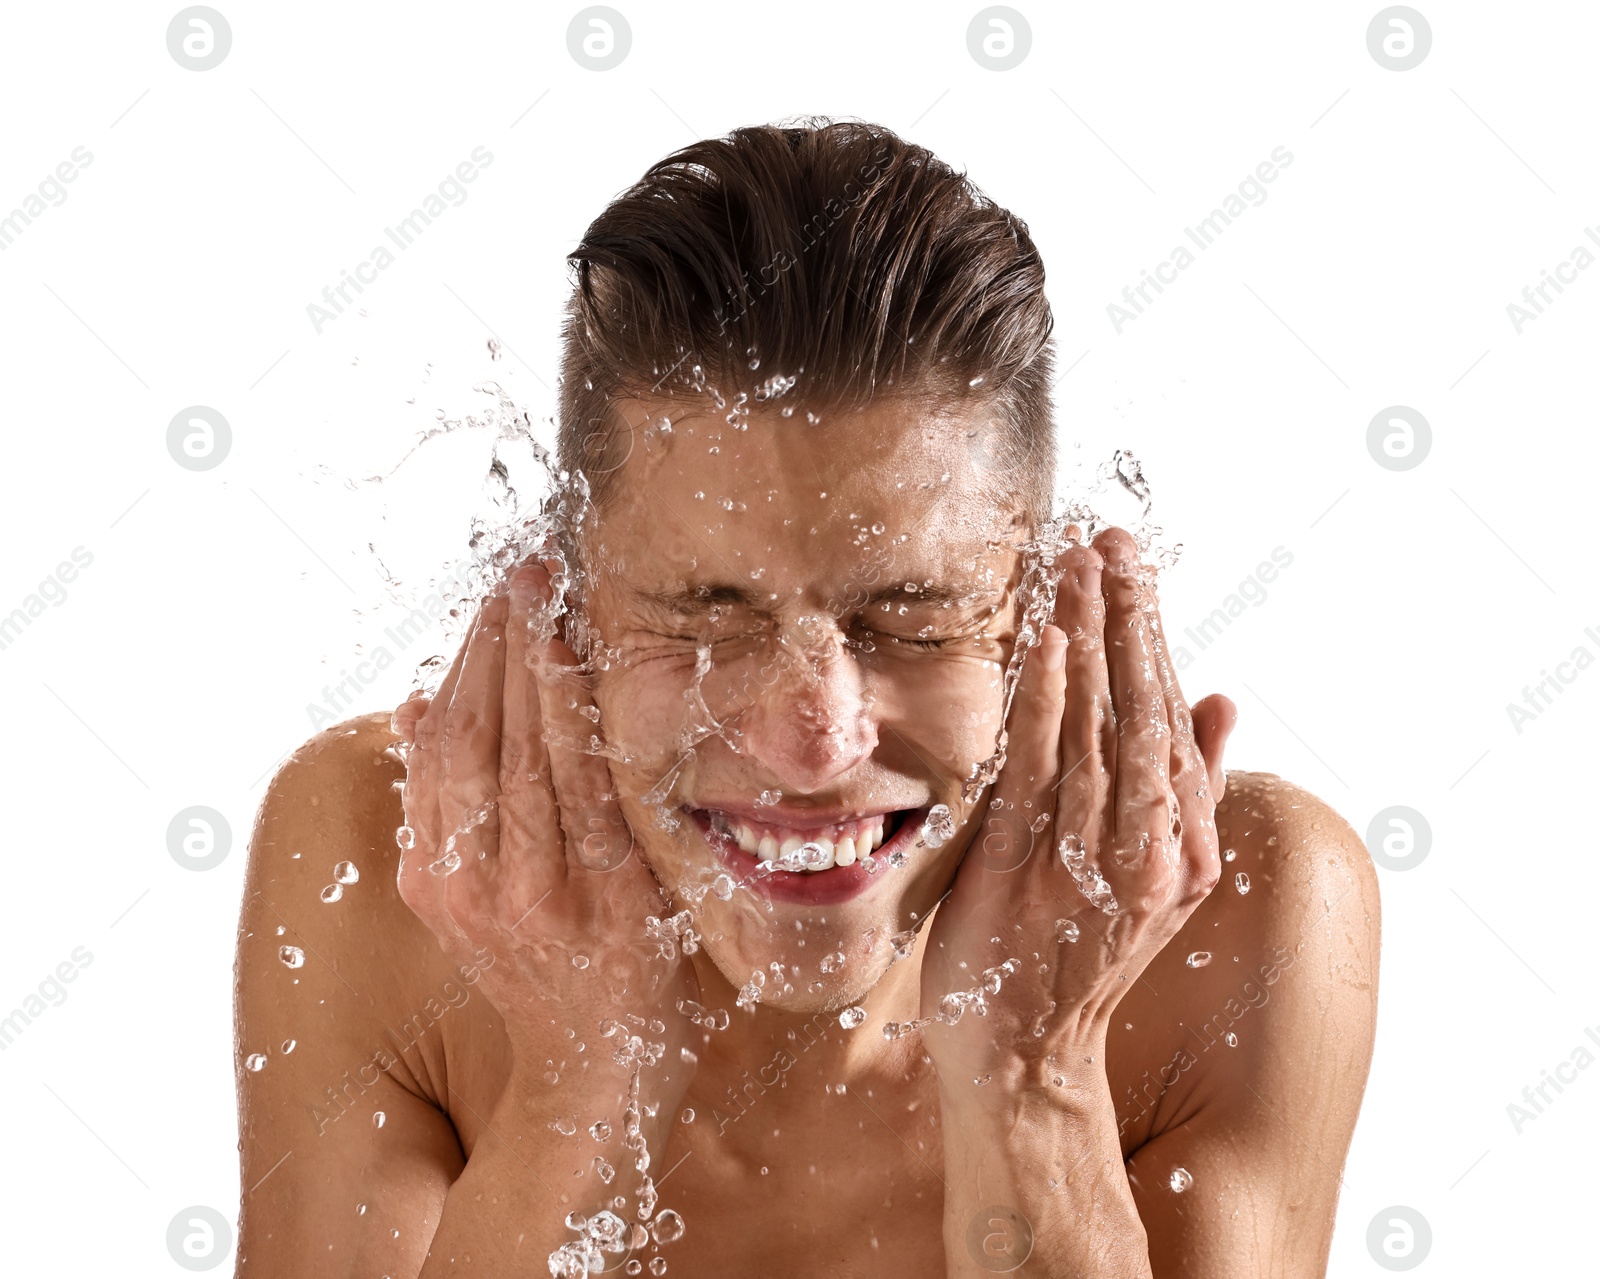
top-left (736, 626), bottom-right (878, 794)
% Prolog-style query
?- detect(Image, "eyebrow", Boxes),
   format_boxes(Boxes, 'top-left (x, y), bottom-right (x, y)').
top-left (632, 580), bottom-right (986, 614)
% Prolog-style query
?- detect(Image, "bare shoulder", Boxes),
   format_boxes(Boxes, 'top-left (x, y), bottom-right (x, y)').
top-left (1210, 768), bottom-right (1382, 955)
top-left (234, 716), bottom-right (486, 1272)
top-left (1118, 770), bottom-right (1382, 1269)
top-left (237, 712), bottom-right (458, 1107)
top-left (1147, 768), bottom-right (1380, 1114)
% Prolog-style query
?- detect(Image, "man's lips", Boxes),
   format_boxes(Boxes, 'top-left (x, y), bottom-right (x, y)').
top-left (684, 804), bottom-right (929, 906)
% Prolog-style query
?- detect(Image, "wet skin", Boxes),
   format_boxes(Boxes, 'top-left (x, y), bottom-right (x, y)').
top-left (235, 400), bottom-right (1380, 1277)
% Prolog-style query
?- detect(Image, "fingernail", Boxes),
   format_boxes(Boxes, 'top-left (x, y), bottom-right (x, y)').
top-left (1040, 624), bottom-right (1067, 671)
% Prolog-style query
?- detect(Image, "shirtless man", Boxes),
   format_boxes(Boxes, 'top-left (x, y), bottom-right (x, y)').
top-left (234, 121), bottom-right (1380, 1277)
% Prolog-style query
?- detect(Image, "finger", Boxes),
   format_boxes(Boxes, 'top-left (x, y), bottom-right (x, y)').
top-left (404, 619), bottom-right (474, 858)
top-left (1191, 693), bottom-right (1237, 803)
top-left (1146, 603), bottom-right (1222, 902)
top-left (1091, 528), bottom-right (1173, 866)
top-left (981, 623), bottom-right (1066, 873)
top-left (498, 565), bottom-right (568, 889)
top-left (437, 596), bottom-right (509, 873)
top-left (391, 690), bottom-right (430, 743)
top-left (1053, 542), bottom-right (1114, 852)
top-left (527, 563), bottom-right (633, 874)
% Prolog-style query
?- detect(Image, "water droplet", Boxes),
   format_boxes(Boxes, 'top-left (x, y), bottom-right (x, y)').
top-left (838, 1006), bottom-right (867, 1030)
top-left (1224, 1032), bottom-right (1238, 1047)
top-left (280, 1038), bottom-right (296, 1054)
top-left (572, 954), bottom-right (590, 969)
top-left (373, 1110), bottom-right (386, 1127)
top-left (649, 1258), bottom-right (668, 1276)
top-left (1169, 1167), bottom-right (1194, 1193)
top-left (590, 1120), bottom-right (612, 1142)
top-left (890, 930), bottom-right (917, 959)
top-left (396, 825), bottom-right (416, 850)
top-left (334, 860), bottom-right (359, 884)
top-left (679, 1108), bottom-right (695, 1123)
top-left (711, 873), bottom-right (735, 900)
top-left (921, 804), bottom-right (955, 848)
top-left (973, 1074), bottom-right (991, 1086)
top-left (1235, 872), bottom-right (1251, 895)
top-left (549, 1115), bottom-right (575, 1134)
top-left (1222, 847), bottom-right (1236, 862)
top-left (278, 945), bottom-right (305, 968)
top-left (244, 1053), bottom-right (267, 1072)
top-left (651, 1208), bottom-right (685, 1244)
top-left (1185, 951), bottom-right (1212, 968)
top-left (320, 883), bottom-right (343, 904)
top-left (819, 951), bottom-right (846, 974)
top-left (1054, 919), bottom-right (1080, 944)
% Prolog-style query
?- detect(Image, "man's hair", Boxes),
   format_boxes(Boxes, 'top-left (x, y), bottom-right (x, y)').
top-left (558, 117), bottom-right (1056, 515)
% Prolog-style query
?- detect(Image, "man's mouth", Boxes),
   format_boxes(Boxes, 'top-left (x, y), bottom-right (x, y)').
top-left (701, 809), bottom-right (904, 870)
top-left (682, 803), bottom-right (927, 903)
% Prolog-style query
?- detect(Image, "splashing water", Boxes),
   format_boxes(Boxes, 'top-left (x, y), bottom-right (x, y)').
top-left (1058, 833), bottom-right (1119, 915)
top-left (920, 804), bottom-right (955, 849)
top-left (882, 960), bottom-right (1020, 1041)
top-left (331, 377), bottom-right (1187, 1273)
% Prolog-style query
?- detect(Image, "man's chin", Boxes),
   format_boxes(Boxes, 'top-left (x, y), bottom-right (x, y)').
top-left (687, 935), bottom-right (891, 1018)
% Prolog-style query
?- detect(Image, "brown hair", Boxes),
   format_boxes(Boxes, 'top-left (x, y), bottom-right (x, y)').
top-left (558, 117), bottom-right (1056, 515)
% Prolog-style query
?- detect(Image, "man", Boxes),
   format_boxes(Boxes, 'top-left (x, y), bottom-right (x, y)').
top-left (235, 120), bottom-right (1379, 1277)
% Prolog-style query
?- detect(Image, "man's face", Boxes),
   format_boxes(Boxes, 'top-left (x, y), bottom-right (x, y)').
top-left (580, 394), bottom-right (1030, 1011)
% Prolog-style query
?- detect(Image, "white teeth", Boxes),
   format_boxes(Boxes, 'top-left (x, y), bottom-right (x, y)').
top-left (714, 813), bottom-right (897, 872)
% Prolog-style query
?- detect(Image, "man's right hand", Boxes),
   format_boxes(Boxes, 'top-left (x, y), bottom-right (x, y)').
top-left (390, 561), bottom-right (698, 1108)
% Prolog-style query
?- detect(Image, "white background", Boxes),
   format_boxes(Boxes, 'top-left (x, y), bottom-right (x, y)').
top-left (1, 1), bottom-right (1594, 1274)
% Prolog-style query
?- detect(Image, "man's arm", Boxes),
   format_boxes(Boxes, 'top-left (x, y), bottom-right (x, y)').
top-left (1127, 783), bottom-right (1380, 1277)
top-left (939, 780), bottom-right (1379, 1278)
top-left (234, 716), bottom-right (466, 1276)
